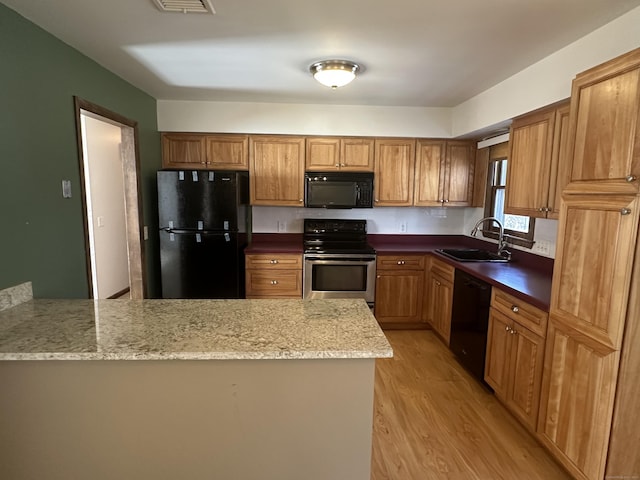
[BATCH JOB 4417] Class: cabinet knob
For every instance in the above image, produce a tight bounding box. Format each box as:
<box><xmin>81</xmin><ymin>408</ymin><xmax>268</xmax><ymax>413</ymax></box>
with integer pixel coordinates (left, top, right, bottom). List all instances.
<box><xmin>444</xmin><ymin>199</ymin><xmax>449</xmax><ymax>203</ymax></box>
<box><xmin>375</xmin><ymin>199</ymin><xmax>379</xmax><ymax>202</ymax></box>
<box><xmin>511</xmin><ymin>305</ymin><xmax>519</xmax><ymax>313</ymax></box>
<box><xmin>435</xmin><ymin>280</ymin><xmax>441</xmax><ymax>286</ymax></box>
<box><xmin>621</xmin><ymin>208</ymin><xmax>632</xmax><ymax>215</ymax></box>
<box><xmin>538</xmin><ymin>207</ymin><xmax>545</xmax><ymax>212</ymax></box>
<box><xmin>340</xmin><ymin>163</ymin><xmax>345</xmax><ymax>167</ymax></box>
<box><xmin>335</xmin><ymin>164</ymin><xmax>340</xmax><ymax>167</ymax></box>
<box><xmin>505</xmin><ymin>325</ymin><xmax>510</xmax><ymax>332</ymax></box>
<box><xmin>626</xmin><ymin>175</ymin><xmax>637</xmax><ymax>183</ymax></box>
<box><xmin>510</xmin><ymin>328</ymin><xmax>517</xmax><ymax>335</ymax></box>
<box><xmin>299</xmin><ymin>199</ymin><xmax>303</xmax><ymax>202</ymax></box>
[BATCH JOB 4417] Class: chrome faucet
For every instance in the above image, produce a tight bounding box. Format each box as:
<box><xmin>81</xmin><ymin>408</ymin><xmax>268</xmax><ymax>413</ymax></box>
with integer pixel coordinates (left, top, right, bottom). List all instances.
<box><xmin>470</xmin><ymin>217</ymin><xmax>511</xmax><ymax>260</ymax></box>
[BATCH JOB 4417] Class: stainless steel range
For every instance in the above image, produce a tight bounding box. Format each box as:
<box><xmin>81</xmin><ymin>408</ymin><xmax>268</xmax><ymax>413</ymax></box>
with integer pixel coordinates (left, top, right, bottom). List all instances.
<box><xmin>303</xmin><ymin>219</ymin><xmax>376</xmax><ymax>306</ymax></box>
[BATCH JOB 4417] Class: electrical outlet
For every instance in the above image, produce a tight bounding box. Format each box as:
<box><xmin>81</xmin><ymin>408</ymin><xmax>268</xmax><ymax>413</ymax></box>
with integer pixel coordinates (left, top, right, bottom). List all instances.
<box><xmin>399</xmin><ymin>222</ymin><xmax>407</xmax><ymax>233</ymax></box>
<box><xmin>533</xmin><ymin>240</ymin><xmax>551</xmax><ymax>256</ymax></box>
<box><xmin>277</xmin><ymin>221</ymin><xmax>286</xmax><ymax>233</ymax></box>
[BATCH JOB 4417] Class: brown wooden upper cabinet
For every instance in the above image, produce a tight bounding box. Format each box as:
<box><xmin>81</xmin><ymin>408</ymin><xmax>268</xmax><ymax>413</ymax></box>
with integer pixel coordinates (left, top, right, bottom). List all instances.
<box><xmin>505</xmin><ymin>101</ymin><xmax>570</xmax><ymax>219</ymax></box>
<box><xmin>249</xmin><ymin>135</ymin><xmax>305</xmax><ymax>206</ymax></box>
<box><xmin>564</xmin><ymin>50</ymin><xmax>640</xmax><ymax>195</ymax></box>
<box><xmin>373</xmin><ymin>138</ymin><xmax>416</xmax><ymax>206</ymax></box>
<box><xmin>414</xmin><ymin>140</ymin><xmax>475</xmax><ymax>206</ymax></box>
<box><xmin>306</xmin><ymin>137</ymin><xmax>374</xmax><ymax>171</ymax></box>
<box><xmin>162</xmin><ymin>133</ymin><xmax>249</xmax><ymax>170</ymax></box>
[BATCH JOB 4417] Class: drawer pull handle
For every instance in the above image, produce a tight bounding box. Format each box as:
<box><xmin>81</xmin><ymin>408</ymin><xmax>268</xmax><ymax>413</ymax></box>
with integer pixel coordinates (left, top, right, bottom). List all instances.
<box><xmin>270</xmin><ymin>280</ymin><xmax>278</xmax><ymax>285</ymax></box>
<box><xmin>270</xmin><ymin>259</ymin><xmax>279</xmax><ymax>264</ymax></box>
<box><xmin>511</xmin><ymin>305</ymin><xmax>519</xmax><ymax>313</ymax></box>
<box><xmin>397</xmin><ymin>260</ymin><xmax>405</xmax><ymax>265</ymax></box>
<box><xmin>621</xmin><ymin>208</ymin><xmax>632</xmax><ymax>216</ymax></box>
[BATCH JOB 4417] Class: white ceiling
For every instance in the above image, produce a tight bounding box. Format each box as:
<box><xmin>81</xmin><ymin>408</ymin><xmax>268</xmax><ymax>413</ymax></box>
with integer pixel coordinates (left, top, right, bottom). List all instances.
<box><xmin>4</xmin><ymin>0</ymin><xmax>640</xmax><ymax>107</ymax></box>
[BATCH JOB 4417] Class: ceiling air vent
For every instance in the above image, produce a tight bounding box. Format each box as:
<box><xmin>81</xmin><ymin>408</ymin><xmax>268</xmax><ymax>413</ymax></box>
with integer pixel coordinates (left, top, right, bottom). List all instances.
<box><xmin>152</xmin><ymin>0</ymin><xmax>215</xmax><ymax>14</ymax></box>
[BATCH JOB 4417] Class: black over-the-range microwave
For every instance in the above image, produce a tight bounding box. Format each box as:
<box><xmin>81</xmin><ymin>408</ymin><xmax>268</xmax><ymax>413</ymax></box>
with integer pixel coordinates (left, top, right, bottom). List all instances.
<box><xmin>304</xmin><ymin>172</ymin><xmax>374</xmax><ymax>208</ymax></box>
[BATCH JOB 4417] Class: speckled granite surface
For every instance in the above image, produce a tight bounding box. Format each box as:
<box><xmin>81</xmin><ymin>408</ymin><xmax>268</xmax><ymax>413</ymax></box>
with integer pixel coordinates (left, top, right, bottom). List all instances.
<box><xmin>0</xmin><ymin>282</ymin><xmax>33</xmax><ymax>312</ymax></box>
<box><xmin>0</xmin><ymin>298</ymin><xmax>392</xmax><ymax>361</ymax></box>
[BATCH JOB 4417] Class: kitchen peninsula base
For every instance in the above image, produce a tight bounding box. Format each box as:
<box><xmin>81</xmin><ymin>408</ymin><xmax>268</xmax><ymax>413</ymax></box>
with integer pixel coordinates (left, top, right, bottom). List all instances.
<box><xmin>1</xmin><ymin>358</ymin><xmax>374</xmax><ymax>480</ymax></box>
<box><xmin>0</xmin><ymin>297</ymin><xmax>391</xmax><ymax>480</ymax></box>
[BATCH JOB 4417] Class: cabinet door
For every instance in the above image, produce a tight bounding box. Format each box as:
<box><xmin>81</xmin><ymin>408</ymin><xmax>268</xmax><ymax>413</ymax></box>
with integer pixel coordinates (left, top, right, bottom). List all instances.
<box><xmin>550</xmin><ymin>195</ymin><xmax>639</xmax><ymax>350</ymax></box>
<box><xmin>306</xmin><ymin>137</ymin><xmax>340</xmax><ymax>171</ymax></box>
<box><xmin>205</xmin><ymin>134</ymin><xmax>248</xmax><ymax>170</ymax></box>
<box><xmin>374</xmin><ymin>139</ymin><xmax>416</xmax><ymax>206</ymax></box>
<box><xmin>375</xmin><ymin>270</ymin><xmax>424</xmax><ymax>325</ymax></box>
<box><xmin>414</xmin><ymin>140</ymin><xmax>445</xmax><ymax>206</ymax></box>
<box><xmin>472</xmin><ymin>147</ymin><xmax>490</xmax><ymax>207</ymax></box>
<box><xmin>505</xmin><ymin>321</ymin><xmax>545</xmax><ymax>431</ymax></box>
<box><xmin>537</xmin><ymin>317</ymin><xmax>620</xmax><ymax>480</ymax></box>
<box><xmin>250</xmin><ymin>136</ymin><xmax>305</xmax><ymax>206</ymax></box>
<box><xmin>341</xmin><ymin>137</ymin><xmax>374</xmax><ymax>171</ymax></box>
<box><xmin>505</xmin><ymin>109</ymin><xmax>555</xmax><ymax>217</ymax></box>
<box><xmin>566</xmin><ymin>49</ymin><xmax>640</xmax><ymax>194</ymax></box>
<box><xmin>428</xmin><ymin>272</ymin><xmax>453</xmax><ymax>345</ymax></box>
<box><xmin>547</xmin><ymin>104</ymin><xmax>571</xmax><ymax>219</ymax></box>
<box><xmin>444</xmin><ymin>141</ymin><xmax>474</xmax><ymax>206</ymax></box>
<box><xmin>162</xmin><ymin>133</ymin><xmax>206</xmax><ymax>169</ymax></box>
<box><xmin>484</xmin><ymin>309</ymin><xmax>512</xmax><ymax>399</ymax></box>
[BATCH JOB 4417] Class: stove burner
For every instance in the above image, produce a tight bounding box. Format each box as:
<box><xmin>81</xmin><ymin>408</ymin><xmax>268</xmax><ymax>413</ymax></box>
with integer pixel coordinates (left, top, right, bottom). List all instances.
<box><xmin>303</xmin><ymin>219</ymin><xmax>375</xmax><ymax>255</ymax></box>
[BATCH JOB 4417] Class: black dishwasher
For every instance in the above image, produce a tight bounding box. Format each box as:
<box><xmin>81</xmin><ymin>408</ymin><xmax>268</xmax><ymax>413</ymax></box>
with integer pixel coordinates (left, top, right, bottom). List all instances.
<box><xmin>449</xmin><ymin>270</ymin><xmax>492</xmax><ymax>385</ymax></box>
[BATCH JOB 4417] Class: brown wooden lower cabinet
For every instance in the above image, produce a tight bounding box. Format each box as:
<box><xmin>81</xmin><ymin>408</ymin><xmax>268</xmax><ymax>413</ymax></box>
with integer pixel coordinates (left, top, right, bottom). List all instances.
<box><xmin>374</xmin><ymin>255</ymin><xmax>426</xmax><ymax>329</ymax></box>
<box><xmin>245</xmin><ymin>253</ymin><xmax>302</xmax><ymax>298</ymax></box>
<box><xmin>485</xmin><ymin>308</ymin><xmax>546</xmax><ymax>432</ymax></box>
<box><xmin>424</xmin><ymin>257</ymin><xmax>454</xmax><ymax>345</ymax></box>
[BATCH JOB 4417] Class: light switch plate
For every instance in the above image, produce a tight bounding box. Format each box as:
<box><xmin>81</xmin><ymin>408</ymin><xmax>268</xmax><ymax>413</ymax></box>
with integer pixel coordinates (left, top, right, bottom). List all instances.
<box><xmin>61</xmin><ymin>180</ymin><xmax>72</xmax><ymax>198</ymax></box>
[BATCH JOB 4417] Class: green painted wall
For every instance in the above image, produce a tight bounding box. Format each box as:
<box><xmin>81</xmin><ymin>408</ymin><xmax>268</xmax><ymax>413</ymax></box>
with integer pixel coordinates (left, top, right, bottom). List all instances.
<box><xmin>0</xmin><ymin>4</ymin><xmax>161</xmax><ymax>298</ymax></box>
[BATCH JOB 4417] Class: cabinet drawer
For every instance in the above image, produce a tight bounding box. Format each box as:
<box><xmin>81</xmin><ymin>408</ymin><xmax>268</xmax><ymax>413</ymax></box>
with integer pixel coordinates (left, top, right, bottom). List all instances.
<box><xmin>491</xmin><ymin>289</ymin><xmax>548</xmax><ymax>337</ymax></box>
<box><xmin>245</xmin><ymin>254</ymin><xmax>302</xmax><ymax>270</ymax></box>
<box><xmin>429</xmin><ymin>257</ymin><xmax>455</xmax><ymax>283</ymax></box>
<box><xmin>377</xmin><ymin>255</ymin><xmax>426</xmax><ymax>270</ymax></box>
<box><xmin>245</xmin><ymin>270</ymin><xmax>302</xmax><ymax>297</ymax></box>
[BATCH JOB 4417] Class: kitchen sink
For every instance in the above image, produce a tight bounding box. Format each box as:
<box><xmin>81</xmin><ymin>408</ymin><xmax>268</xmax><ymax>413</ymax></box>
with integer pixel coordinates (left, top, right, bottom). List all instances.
<box><xmin>436</xmin><ymin>248</ymin><xmax>510</xmax><ymax>263</ymax></box>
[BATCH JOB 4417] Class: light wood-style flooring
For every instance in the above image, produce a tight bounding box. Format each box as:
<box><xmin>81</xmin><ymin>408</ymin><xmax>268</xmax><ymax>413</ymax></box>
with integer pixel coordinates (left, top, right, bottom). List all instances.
<box><xmin>371</xmin><ymin>330</ymin><xmax>571</xmax><ymax>480</ymax></box>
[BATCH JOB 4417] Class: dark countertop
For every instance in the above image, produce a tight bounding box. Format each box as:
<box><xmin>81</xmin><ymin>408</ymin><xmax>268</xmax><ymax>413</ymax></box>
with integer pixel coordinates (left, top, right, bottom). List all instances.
<box><xmin>245</xmin><ymin>233</ymin><xmax>303</xmax><ymax>254</ymax></box>
<box><xmin>245</xmin><ymin>233</ymin><xmax>554</xmax><ymax>311</ymax></box>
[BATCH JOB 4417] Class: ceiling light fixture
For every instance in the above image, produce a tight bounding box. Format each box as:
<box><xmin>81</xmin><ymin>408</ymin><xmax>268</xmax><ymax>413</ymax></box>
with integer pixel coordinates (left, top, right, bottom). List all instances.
<box><xmin>310</xmin><ymin>60</ymin><xmax>361</xmax><ymax>89</ymax></box>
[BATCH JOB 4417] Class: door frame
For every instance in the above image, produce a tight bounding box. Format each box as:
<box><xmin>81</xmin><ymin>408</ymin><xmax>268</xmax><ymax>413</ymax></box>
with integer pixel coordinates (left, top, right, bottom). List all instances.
<box><xmin>74</xmin><ymin>97</ymin><xmax>147</xmax><ymax>299</ymax></box>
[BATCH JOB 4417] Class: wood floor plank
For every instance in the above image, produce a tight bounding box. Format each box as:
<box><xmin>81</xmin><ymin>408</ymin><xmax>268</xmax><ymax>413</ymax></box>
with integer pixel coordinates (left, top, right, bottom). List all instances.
<box><xmin>371</xmin><ymin>330</ymin><xmax>571</xmax><ymax>480</ymax></box>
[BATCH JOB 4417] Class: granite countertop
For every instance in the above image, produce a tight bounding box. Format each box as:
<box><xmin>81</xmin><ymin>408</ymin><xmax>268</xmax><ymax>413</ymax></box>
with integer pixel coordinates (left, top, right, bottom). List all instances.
<box><xmin>0</xmin><ymin>298</ymin><xmax>392</xmax><ymax>361</ymax></box>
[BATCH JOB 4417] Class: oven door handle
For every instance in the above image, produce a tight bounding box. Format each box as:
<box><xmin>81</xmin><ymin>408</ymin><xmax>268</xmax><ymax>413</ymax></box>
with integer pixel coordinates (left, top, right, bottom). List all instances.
<box><xmin>305</xmin><ymin>257</ymin><xmax>376</xmax><ymax>264</ymax></box>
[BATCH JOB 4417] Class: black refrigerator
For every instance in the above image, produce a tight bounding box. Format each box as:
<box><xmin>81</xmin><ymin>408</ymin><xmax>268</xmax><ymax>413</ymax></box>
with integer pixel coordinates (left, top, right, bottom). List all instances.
<box><xmin>157</xmin><ymin>170</ymin><xmax>250</xmax><ymax>299</ymax></box>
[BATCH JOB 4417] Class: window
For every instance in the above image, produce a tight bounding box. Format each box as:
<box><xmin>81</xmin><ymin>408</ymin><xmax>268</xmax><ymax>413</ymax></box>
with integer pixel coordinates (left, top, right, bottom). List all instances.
<box><xmin>483</xmin><ymin>156</ymin><xmax>535</xmax><ymax>247</ymax></box>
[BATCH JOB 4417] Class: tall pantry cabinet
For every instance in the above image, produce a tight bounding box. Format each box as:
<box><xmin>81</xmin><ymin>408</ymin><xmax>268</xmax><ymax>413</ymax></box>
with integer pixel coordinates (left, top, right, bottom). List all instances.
<box><xmin>536</xmin><ymin>47</ymin><xmax>640</xmax><ymax>480</ymax></box>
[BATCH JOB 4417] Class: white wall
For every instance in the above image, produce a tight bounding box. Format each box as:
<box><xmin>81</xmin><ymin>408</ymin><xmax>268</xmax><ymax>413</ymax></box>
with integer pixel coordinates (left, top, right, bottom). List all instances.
<box><xmin>252</xmin><ymin>206</ymin><xmax>466</xmax><ymax>235</ymax></box>
<box><xmin>157</xmin><ymin>101</ymin><xmax>452</xmax><ymax>138</ymax></box>
<box><xmin>452</xmin><ymin>6</ymin><xmax>640</xmax><ymax>137</ymax></box>
<box><xmin>82</xmin><ymin>115</ymin><xmax>129</xmax><ymax>298</ymax></box>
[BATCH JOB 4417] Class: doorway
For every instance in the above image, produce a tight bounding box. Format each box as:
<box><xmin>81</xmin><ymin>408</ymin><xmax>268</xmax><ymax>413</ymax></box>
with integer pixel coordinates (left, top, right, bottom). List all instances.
<box><xmin>74</xmin><ymin>97</ymin><xmax>146</xmax><ymax>299</ymax></box>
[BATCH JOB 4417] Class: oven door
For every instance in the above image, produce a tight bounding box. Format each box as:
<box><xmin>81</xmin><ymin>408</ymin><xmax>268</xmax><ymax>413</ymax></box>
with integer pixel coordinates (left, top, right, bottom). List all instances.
<box><xmin>303</xmin><ymin>254</ymin><xmax>376</xmax><ymax>303</ymax></box>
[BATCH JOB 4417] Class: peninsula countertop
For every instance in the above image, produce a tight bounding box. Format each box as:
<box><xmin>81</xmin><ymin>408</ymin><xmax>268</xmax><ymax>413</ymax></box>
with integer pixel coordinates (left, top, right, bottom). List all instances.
<box><xmin>0</xmin><ymin>298</ymin><xmax>393</xmax><ymax>361</ymax></box>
